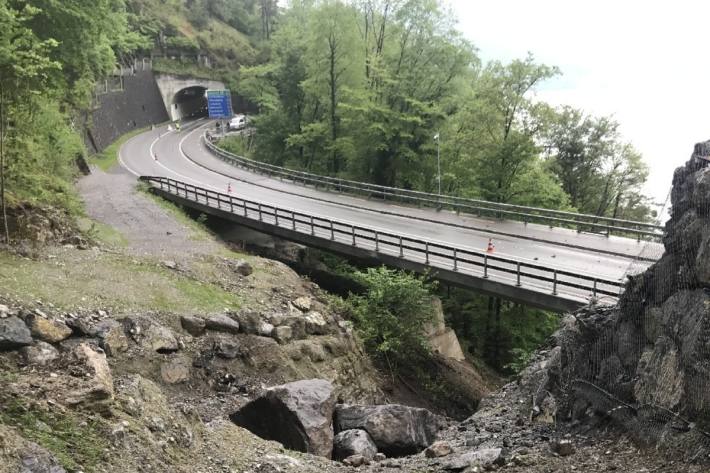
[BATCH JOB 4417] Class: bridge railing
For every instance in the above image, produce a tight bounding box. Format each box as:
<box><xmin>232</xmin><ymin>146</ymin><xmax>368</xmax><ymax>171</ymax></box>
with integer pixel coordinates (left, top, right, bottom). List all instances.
<box><xmin>203</xmin><ymin>136</ymin><xmax>664</xmax><ymax>241</ymax></box>
<box><xmin>141</xmin><ymin>175</ymin><xmax>625</xmax><ymax>305</ymax></box>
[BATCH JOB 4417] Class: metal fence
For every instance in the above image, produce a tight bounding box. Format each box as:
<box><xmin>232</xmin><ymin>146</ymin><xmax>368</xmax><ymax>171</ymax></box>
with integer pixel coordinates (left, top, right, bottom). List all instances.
<box><xmin>204</xmin><ymin>136</ymin><xmax>664</xmax><ymax>241</ymax></box>
<box><xmin>141</xmin><ymin>176</ymin><xmax>624</xmax><ymax>305</ymax></box>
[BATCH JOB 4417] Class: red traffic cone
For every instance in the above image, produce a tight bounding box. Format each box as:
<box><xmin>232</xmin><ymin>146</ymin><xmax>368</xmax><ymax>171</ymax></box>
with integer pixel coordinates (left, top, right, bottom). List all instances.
<box><xmin>227</xmin><ymin>182</ymin><xmax>232</xmax><ymax>193</ymax></box>
<box><xmin>486</xmin><ymin>238</ymin><xmax>495</xmax><ymax>253</ymax></box>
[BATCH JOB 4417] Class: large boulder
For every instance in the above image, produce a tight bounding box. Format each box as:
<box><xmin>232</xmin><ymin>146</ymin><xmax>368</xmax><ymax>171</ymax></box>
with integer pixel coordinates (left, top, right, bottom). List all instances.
<box><xmin>205</xmin><ymin>314</ymin><xmax>240</xmax><ymax>334</ymax></box>
<box><xmin>441</xmin><ymin>448</ymin><xmax>503</xmax><ymax>471</ymax></box>
<box><xmin>19</xmin><ymin>341</ymin><xmax>59</xmax><ymax>366</ymax></box>
<box><xmin>0</xmin><ymin>316</ymin><xmax>33</xmax><ymax>350</ymax></box>
<box><xmin>334</xmin><ymin>404</ymin><xmax>443</xmax><ymax>456</ymax></box>
<box><xmin>333</xmin><ymin>429</ymin><xmax>377</xmax><ymax>461</ymax></box>
<box><xmin>25</xmin><ymin>314</ymin><xmax>72</xmax><ymax>344</ymax></box>
<box><xmin>230</xmin><ymin>379</ymin><xmax>337</xmax><ymax>458</ymax></box>
<box><xmin>94</xmin><ymin>320</ymin><xmax>128</xmax><ymax>356</ymax></box>
<box><xmin>63</xmin><ymin>343</ymin><xmax>114</xmax><ymax>412</ymax></box>
<box><xmin>122</xmin><ymin>316</ymin><xmax>178</xmax><ymax>353</ymax></box>
<box><xmin>180</xmin><ymin>315</ymin><xmax>206</xmax><ymax>337</ymax></box>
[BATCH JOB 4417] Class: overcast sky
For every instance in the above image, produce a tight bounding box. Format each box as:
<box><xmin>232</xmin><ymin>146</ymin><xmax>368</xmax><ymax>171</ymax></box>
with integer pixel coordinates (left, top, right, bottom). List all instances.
<box><xmin>448</xmin><ymin>0</ymin><xmax>709</xmax><ymax>207</ymax></box>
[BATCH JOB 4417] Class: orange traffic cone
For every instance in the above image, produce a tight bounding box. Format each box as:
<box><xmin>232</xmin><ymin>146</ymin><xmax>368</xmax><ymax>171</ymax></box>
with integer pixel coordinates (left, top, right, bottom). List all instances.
<box><xmin>227</xmin><ymin>182</ymin><xmax>232</xmax><ymax>193</ymax></box>
<box><xmin>486</xmin><ymin>238</ymin><xmax>495</xmax><ymax>253</ymax></box>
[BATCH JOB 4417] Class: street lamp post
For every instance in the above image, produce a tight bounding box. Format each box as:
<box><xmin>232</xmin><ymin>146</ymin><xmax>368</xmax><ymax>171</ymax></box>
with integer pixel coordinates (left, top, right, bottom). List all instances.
<box><xmin>434</xmin><ymin>131</ymin><xmax>441</xmax><ymax>196</ymax></box>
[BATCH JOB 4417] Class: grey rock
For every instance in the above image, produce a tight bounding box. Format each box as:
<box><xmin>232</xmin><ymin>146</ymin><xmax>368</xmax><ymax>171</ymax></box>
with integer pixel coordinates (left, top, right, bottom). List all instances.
<box><xmin>19</xmin><ymin>443</ymin><xmax>67</xmax><ymax>473</ymax></box>
<box><xmin>343</xmin><ymin>454</ymin><xmax>368</xmax><ymax>467</ymax></box>
<box><xmin>63</xmin><ymin>343</ymin><xmax>114</xmax><ymax>412</ymax></box>
<box><xmin>280</xmin><ymin>316</ymin><xmax>306</xmax><ymax>340</ymax></box>
<box><xmin>180</xmin><ymin>315</ymin><xmax>206</xmax><ymax>337</ymax></box>
<box><xmin>441</xmin><ymin>448</ymin><xmax>502</xmax><ymax>471</ymax></box>
<box><xmin>550</xmin><ymin>438</ymin><xmax>575</xmax><ymax>456</ymax></box>
<box><xmin>234</xmin><ymin>311</ymin><xmax>263</xmax><ymax>334</ymax></box>
<box><xmin>304</xmin><ymin>312</ymin><xmax>328</xmax><ymax>335</ymax></box>
<box><xmin>333</xmin><ymin>429</ymin><xmax>377</xmax><ymax>461</ymax></box>
<box><xmin>205</xmin><ymin>314</ymin><xmax>240</xmax><ymax>334</ymax></box>
<box><xmin>144</xmin><ymin>323</ymin><xmax>179</xmax><ymax>353</ymax></box>
<box><xmin>95</xmin><ymin>320</ymin><xmax>128</xmax><ymax>356</ymax></box>
<box><xmin>0</xmin><ymin>316</ymin><xmax>33</xmax><ymax>350</ymax></box>
<box><xmin>214</xmin><ymin>337</ymin><xmax>240</xmax><ymax>359</ymax></box>
<box><xmin>292</xmin><ymin>296</ymin><xmax>312</xmax><ymax>312</ymax></box>
<box><xmin>0</xmin><ymin>304</ymin><xmax>9</xmax><ymax>318</ymax></box>
<box><xmin>160</xmin><ymin>356</ymin><xmax>191</xmax><ymax>384</ymax></box>
<box><xmin>231</xmin><ymin>379</ymin><xmax>337</xmax><ymax>458</ymax></box>
<box><xmin>25</xmin><ymin>314</ymin><xmax>72</xmax><ymax>344</ymax></box>
<box><xmin>257</xmin><ymin>322</ymin><xmax>275</xmax><ymax>337</ymax></box>
<box><xmin>425</xmin><ymin>440</ymin><xmax>453</xmax><ymax>458</ymax></box>
<box><xmin>19</xmin><ymin>341</ymin><xmax>59</xmax><ymax>366</ymax></box>
<box><xmin>234</xmin><ymin>259</ymin><xmax>253</xmax><ymax>277</ymax></box>
<box><xmin>272</xmin><ymin>325</ymin><xmax>293</xmax><ymax>344</ymax></box>
<box><xmin>335</xmin><ymin>404</ymin><xmax>443</xmax><ymax>456</ymax></box>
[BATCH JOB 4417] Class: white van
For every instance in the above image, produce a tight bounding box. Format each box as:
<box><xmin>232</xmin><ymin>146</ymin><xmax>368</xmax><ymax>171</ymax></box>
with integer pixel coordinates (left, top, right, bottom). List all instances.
<box><xmin>228</xmin><ymin>114</ymin><xmax>247</xmax><ymax>131</ymax></box>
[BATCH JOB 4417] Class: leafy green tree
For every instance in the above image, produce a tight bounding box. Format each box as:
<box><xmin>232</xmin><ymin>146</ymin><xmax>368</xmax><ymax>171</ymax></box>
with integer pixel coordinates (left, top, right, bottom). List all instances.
<box><xmin>0</xmin><ymin>2</ymin><xmax>61</xmax><ymax>242</ymax></box>
<box><xmin>347</xmin><ymin>267</ymin><xmax>436</xmax><ymax>375</ymax></box>
<box><xmin>544</xmin><ymin>106</ymin><xmax>653</xmax><ymax>220</ymax></box>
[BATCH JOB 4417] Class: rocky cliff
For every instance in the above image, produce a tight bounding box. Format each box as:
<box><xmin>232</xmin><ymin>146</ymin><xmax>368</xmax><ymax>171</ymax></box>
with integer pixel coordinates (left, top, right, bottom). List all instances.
<box><xmin>538</xmin><ymin>141</ymin><xmax>710</xmax><ymax>462</ymax></box>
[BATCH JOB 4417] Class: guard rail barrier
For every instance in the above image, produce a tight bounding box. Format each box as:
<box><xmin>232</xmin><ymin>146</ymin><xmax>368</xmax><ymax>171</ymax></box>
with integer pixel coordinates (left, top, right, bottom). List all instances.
<box><xmin>204</xmin><ymin>135</ymin><xmax>664</xmax><ymax>241</ymax></box>
<box><xmin>141</xmin><ymin>175</ymin><xmax>625</xmax><ymax>305</ymax></box>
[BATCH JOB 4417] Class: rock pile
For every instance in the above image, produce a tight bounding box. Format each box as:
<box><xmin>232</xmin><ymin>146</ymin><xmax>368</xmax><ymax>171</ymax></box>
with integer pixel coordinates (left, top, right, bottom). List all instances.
<box><xmin>231</xmin><ymin>379</ymin><xmax>445</xmax><ymax>464</ymax></box>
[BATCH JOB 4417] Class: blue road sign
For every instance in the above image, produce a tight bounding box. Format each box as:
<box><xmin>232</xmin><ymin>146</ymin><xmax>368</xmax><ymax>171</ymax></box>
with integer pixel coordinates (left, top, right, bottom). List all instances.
<box><xmin>207</xmin><ymin>90</ymin><xmax>233</xmax><ymax>119</ymax></box>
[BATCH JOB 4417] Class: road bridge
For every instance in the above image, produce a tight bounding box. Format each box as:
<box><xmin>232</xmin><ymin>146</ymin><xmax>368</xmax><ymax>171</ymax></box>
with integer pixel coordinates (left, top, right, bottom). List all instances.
<box><xmin>119</xmin><ymin>120</ymin><xmax>665</xmax><ymax>312</ymax></box>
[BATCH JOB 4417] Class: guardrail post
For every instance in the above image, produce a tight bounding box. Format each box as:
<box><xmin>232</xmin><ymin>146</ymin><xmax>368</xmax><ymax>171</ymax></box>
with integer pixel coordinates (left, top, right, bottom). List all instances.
<box><xmin>593</xmin><ymin>279</ymin><xmax>598</xmax><ymax>297</ymax></box>
<box><xmin>292</xmin><ymin>212</ymin><xmax>296</xmax><ymax>230</ymax></box>
<box><xmin>330</xmin><ymin>221</ymin><xmax>334</xmax><ymax>240</ymax></box>
<box><xmin>375</xmin><ymin>232</ymin><xmax>379</xmax><ymax>251</ymax></box>
<box><xmin>483</xmin><ymin>254</ymin><xmax>489</xmax><ymax>279</ymax></box>
<box><xmin>606</xmin><ymin>224</ymin><xmax>611</xmax><ymax>237</ymax></box>
<box><xmin>425</xmin><ymin>242</ymin><xmax>429</xmax><ymax>264</ymax></box>
<box><xmin>399</xmin><ymin>237</ymin><xmax>403</xmax><ymax>257</ymax></box>
<box><xmin>453</xmin><ymin>249</ymin><xmax>458</xmax><ymax>271</ymax></box>
<box><xmin>351</xmin><ymin>226</ymin><xmax>356</xmax><ymax>246</ymax></box>
<box><xmin>258</xmin><ymin>204</ymin><xmax>263</xmax><ymax>222</ymax></box>
<box><xmin>275</xmin><ymin>210</ymin><xmax>279</xmax><ymax>226</ymax></box>
<box><xmin>310</xmin><ymin>216</ymin><xmax>315</xmax><ymax>235</ymax></box>
<box><xmin>552</xmin><ymin>270</ymin><xmax>558</xmax><ymax>295</ymax></box>
<box><xmin>516</xmin><ymin>262</ymin><xmax>521</xmax><ymax>286</ymax></box>
<box><xmin>637</xmin><ymin>228</ymin><xmax>641</xmax><ymax>242</ymax></box>
<box><xmin>243</xmin><ymin>202</ymin><xmax>247</xmax><ymax>217</ymax></box>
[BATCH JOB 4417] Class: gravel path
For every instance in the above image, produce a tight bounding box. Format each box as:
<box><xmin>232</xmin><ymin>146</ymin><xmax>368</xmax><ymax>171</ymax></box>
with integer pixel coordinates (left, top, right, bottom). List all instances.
<box><xmin>77</xmin><ymin>165</ymin><xmax>222</xmax><ymax>259</ymax></box>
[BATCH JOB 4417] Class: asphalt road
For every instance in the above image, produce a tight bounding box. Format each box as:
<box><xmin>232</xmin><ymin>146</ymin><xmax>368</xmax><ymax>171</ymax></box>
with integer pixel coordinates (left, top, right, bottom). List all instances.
<box><xmin>119</xmin><ymin>120</ymin><xmax>664</xmax><ymax>304</ymax></box>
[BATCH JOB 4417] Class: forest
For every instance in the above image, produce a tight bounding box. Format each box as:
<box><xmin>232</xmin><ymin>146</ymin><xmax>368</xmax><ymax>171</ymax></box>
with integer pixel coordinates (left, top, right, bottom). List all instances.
<box><xmin>235</xmin><ymin>0</ymin><xmax>655</xmax><ymax>222</ymax></box>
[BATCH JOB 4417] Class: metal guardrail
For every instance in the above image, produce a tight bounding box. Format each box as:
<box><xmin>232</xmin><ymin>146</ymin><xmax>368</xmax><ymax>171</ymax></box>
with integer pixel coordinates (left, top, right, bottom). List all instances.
<box><xmin>140</xmin><ymin>175</ymin><xmax>625</xmax><ymax>305</ymax></box>
<box><xmin>204</xmin><ymin>136</ymin><xmax>664</xmax><ymax>241</ymax></box>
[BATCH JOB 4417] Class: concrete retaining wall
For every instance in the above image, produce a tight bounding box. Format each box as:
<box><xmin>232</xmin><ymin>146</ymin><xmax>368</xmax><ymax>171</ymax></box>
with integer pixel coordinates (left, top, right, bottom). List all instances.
<box><xmin>85</xmin><ymin>70</ymin><xmax>169</xmax><ymax>154</ymax></box>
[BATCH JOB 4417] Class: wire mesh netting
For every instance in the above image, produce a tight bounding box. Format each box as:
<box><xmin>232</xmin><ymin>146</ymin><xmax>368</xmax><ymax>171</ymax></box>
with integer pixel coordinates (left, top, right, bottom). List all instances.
<box><xmin>542</xmin><ymin>141</ymin><xmax>710</xmax><ymax>463</ymax></box>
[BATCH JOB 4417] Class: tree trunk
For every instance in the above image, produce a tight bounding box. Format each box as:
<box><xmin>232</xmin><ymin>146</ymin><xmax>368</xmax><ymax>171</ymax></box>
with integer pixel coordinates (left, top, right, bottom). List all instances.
<box><xmin>328</xmin><ymin>33</ymin><xmax>339</xmax><ymax>174</ymax></box>
<box><xmin>0</xmin><ymin>84</ymin><xmax>8</xmax><ymax>243</ymax></box>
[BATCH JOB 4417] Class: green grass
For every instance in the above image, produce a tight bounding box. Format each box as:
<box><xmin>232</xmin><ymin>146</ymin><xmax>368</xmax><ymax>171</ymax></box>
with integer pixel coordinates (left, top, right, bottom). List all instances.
<box><xmin>76</xmin><ymin>217</ymin><xmax>128</xmax><ymax>247</ymax></box>
<box><xmin>141</xmin><ymin>187</ymin><xmax>212</xmax><ymax>241</ymax></box>
<box><xmin>0</xmin><ymin>397</ymin><xmax>108</xmax><ymax>471</ymax></box>
<box><xmin>0</xmin><ymin>251</ymin><xmax>241</xmax><ymax>314</ymax></box>
<box><xmin>89</xmin><ymin>126</ymin><xmax>154</xmax><ymax>172</ymax></box>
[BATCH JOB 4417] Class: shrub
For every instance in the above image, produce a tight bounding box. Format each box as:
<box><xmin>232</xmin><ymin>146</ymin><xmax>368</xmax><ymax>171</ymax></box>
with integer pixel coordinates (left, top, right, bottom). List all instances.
<box><xmin>347</xmin><ymin>267</ymin><xmax>436</xmax><ymax>375</ymax></box>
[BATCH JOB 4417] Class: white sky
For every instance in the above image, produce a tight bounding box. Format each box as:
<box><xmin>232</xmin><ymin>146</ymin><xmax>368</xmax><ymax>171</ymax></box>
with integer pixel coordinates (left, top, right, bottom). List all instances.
<box><xmin>448</xmin><ymin>0</ymin><xmax>710</xmax><ymax>206</ymax></box>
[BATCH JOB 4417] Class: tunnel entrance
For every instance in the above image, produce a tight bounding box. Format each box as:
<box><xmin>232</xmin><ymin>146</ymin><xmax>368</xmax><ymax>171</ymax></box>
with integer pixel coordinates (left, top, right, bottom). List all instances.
<box><xmin>172</xmin><ymin>86</ymin><xmax>208</xmax><ymax>120</ymax></box>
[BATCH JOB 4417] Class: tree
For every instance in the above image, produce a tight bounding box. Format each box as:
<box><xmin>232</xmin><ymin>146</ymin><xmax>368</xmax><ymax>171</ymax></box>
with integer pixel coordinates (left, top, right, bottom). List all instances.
<box><xmin>544</xmin><ymin>106</ymin><xmax>653</xmax><ymax>220</ymax></box>
<box><xmin>347</xmin><ymin>267</ymin><xmax>436</xmax><ymax>375</ymax></box>
<box><xmin>0</xmin><ymin>3</ymin><xmax>60</xmax><ymax>242</ymax></box>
